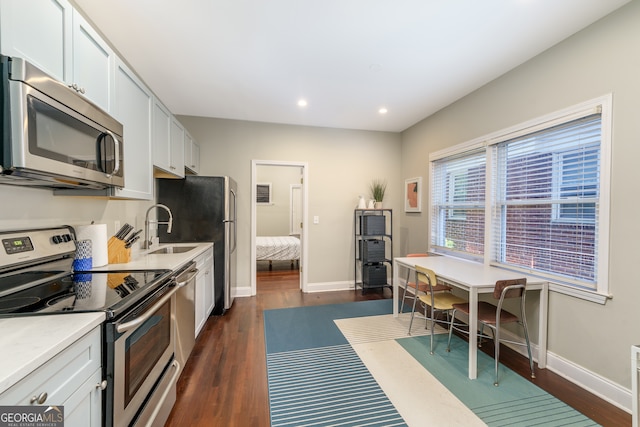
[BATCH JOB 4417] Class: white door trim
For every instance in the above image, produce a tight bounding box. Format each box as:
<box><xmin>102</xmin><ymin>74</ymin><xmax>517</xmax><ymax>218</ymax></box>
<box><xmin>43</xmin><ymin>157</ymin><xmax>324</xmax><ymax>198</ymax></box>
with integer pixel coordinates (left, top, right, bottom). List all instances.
<box><xmin>251</xmin><ymin>160</ymin><xmax>309</xmax><ymax>295</ymax></box>
<box><xmin>290</xmin><ymin>184</ymin><xmax>302</xmax><ymax>235</ymax></box>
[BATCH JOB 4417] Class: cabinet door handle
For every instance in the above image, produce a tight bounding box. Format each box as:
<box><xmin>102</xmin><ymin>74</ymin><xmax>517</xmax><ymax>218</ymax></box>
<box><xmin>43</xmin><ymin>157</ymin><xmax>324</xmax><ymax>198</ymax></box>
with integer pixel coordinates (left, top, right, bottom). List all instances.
<box><xmin>30</xmin><ymin>392</ymin><xmax>47</xmax><ymax>404</ymax></box>
<box><xmin>97</xmin><ymin>380</ymin><xmax>108</xmax><ymax>390</ymax></box>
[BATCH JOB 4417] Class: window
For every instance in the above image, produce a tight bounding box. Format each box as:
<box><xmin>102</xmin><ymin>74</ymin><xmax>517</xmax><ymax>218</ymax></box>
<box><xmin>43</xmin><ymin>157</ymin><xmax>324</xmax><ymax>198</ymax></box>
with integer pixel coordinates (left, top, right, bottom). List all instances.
<box><xmin>431</xmin><ymin>149</ymin><xmax>486</xmax><ymax>258</ymax></box>
<box><xmin>429</xmin><ymin>95</ymin><xmax>611</xmax><ymax>301</ymax></box>
<box><xmin>491</xmin><ymin>115</ymin><xmax>602</xmax><ymax>287</ymax></box>
<box><xmin>449</xmin><ymin>171</ymin><xmax>469</xmax><ymax>220</ymax></box>
<box><xmin>256</xmin><ymin>183</ymin><xmax>272</xmax><ymax>204</ymax></box>
<box><xmin>553</xmin><ymin>146</ymin><xmax>599</xmax><ymax>223</ymax></box>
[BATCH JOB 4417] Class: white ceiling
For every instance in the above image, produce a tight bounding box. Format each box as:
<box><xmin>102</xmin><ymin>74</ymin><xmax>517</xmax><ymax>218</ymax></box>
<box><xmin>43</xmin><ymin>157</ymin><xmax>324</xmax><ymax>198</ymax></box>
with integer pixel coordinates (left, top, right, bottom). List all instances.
<box><xmin>73</xmin><ymin>0</ymin><xmax>630</xmax><ymax>132</ymax></box>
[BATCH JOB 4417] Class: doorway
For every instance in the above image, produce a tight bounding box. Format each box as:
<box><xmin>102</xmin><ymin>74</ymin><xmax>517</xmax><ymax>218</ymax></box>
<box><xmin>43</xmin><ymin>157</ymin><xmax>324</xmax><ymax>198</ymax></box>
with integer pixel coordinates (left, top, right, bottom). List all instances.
<box><xmin>250</xmin><ymin>160</ymin><xmax>308</xmax><ymax>295</ymax></box>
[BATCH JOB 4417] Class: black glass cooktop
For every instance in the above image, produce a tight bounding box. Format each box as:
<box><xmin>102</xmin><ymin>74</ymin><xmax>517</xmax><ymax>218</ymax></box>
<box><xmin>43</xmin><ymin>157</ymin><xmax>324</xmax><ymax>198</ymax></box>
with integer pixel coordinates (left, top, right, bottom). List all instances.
<box><xmin>0</xmin><ymin>269</ymin><xmax>172</xmax><ymax>319</ymax></box>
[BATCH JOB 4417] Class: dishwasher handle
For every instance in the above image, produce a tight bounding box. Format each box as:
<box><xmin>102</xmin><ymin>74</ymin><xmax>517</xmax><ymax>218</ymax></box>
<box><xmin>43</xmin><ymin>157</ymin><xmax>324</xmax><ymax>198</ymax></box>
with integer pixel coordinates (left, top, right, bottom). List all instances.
<box><xmin>174</xmin><ymin>263</ymin><xmax>198</xmax><ymax>286</ymax></box>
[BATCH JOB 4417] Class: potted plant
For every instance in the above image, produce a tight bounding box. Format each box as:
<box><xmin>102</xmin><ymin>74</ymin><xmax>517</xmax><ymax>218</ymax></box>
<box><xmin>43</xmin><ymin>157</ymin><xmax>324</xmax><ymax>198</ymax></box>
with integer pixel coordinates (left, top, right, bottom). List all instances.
<box><xmin>370</xmin><ymin>179</ymin><xmax>387</xmax><ymax>209</ymax></box>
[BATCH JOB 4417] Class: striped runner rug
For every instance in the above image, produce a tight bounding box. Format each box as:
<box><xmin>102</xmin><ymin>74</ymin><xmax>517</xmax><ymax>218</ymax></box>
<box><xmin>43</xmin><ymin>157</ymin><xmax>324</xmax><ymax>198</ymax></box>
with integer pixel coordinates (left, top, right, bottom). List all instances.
<box><xmin>268</xmin><ymin>344</ymin><xmax>406</xmax><ymax>426</ymax></box>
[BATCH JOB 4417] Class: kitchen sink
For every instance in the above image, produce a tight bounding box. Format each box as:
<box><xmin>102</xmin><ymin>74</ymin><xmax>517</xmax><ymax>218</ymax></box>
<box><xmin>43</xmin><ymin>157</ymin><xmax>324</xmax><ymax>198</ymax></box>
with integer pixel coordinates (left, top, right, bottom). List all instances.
<box><xmin>149</xmin><ymin>246</ymin><xmax>197</xmax><ymax>255</ymax></box>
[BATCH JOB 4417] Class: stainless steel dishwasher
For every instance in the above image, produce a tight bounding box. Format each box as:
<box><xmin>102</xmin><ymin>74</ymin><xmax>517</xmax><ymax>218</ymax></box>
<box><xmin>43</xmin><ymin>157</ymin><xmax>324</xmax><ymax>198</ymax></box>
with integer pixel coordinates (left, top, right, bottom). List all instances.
<box><xmin>174</xmin><ymin>261</ymin><xmax>198</xmax><ymax>375</ymax></box>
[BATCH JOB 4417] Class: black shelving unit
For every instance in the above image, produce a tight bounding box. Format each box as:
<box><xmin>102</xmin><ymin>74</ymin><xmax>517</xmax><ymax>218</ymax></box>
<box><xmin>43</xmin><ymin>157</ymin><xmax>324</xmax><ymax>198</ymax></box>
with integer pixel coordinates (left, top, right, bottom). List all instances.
<box><xmin>354</xmin><ymin>209</ymin><xmax>393</xmax><ymax>293</ymax></box>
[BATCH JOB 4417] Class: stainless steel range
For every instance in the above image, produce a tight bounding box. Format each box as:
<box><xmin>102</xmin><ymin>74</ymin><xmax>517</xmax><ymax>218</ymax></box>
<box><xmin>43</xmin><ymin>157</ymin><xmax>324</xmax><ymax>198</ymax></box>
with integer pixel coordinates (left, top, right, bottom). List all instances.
<box><xmin>0</xmin><ymin>226</ymin><xmax>196</xmax><ymax>427</ymax></box>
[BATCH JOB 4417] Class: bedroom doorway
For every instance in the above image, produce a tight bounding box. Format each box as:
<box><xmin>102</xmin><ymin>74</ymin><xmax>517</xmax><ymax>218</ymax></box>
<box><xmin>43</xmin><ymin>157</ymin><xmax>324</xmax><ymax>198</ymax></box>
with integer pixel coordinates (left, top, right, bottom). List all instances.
<box><xmin>251</xmin><ymin>160</ymin><xmax>308</xmax><ymax>295</ymax></box>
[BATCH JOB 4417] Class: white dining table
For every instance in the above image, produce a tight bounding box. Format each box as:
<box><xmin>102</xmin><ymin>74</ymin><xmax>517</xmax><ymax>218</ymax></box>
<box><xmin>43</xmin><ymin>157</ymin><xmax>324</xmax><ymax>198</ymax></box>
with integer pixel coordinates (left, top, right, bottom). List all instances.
<box><xmin>393</xmin><ymin>256</ymin><xmax>548</xmax><ymax>380</ymax></box>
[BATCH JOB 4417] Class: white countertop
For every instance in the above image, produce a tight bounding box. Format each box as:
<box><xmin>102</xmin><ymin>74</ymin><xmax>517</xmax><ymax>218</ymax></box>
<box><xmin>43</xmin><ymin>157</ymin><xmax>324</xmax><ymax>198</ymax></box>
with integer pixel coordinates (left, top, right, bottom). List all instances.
<box><xmin>95</xmin><ymin>242</ymin><xmax>213</xmax><ymax>271</ymax></box>
<box><xmin>0</xmin><ymin>242</ymin><xmax>213</xmax><ymax>395</ymax></box>
<box><xmin>0</xmin><ymin>312</ymin><xmax>105</xmax><ymax>394</ymax></box>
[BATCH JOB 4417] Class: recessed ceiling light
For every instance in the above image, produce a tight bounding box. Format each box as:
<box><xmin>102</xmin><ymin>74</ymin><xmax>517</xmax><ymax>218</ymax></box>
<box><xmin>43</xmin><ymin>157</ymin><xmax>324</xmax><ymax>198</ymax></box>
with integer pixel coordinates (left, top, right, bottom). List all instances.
<box><xmin>297</xmin><ymin>99</ymin><xmax>308</xmax><ymax>107</ymax></box>
<box><xmin>379</xmin><ymin>107</ymin><xmax>388</xmax><ymax>114</ymax></box>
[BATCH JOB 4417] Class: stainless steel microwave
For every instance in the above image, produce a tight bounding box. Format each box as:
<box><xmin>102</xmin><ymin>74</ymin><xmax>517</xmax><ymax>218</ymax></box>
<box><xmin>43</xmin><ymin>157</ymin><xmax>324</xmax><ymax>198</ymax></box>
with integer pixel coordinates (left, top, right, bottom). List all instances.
<box><xmin>0</xmin><ymin>55</ymin><xmax>124</xmax><ymax>189</ymax></box>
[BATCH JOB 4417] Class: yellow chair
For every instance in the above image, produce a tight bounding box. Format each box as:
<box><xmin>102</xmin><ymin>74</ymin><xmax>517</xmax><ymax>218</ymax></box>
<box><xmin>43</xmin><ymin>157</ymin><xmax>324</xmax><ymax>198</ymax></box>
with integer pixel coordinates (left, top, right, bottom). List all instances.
<box><xmin>409</xmin><ymin>265</ymin><xmax>466</xmax><ymax>354</ymax></box>
<box><xmin>446</xmin><ymin>277</ymin><xmax>535</xmax><ymax>386</ymax></box>
<box><xmin>400</xmin><ymin>253</ymin><xmax>451</xmax><ymax>313</ymax></box>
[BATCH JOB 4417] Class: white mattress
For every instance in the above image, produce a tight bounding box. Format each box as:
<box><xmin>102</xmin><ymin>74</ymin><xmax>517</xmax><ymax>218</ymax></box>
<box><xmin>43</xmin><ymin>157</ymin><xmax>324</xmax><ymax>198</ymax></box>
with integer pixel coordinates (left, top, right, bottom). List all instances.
<box><xmin>256</xmin><ymin>236</ymin><xmax>300</xmax><ymax>261</ymax></box>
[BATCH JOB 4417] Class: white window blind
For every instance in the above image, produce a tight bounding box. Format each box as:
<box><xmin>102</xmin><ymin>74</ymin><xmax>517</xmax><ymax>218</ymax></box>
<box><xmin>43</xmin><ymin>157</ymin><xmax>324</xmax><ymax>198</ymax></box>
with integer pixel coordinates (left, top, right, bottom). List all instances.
<box><xmin>490</xmin><ymin>114</ymin><xmax>601</xmax><ymax>287</ymax></box>
<box><xmin>256</xmin><ymin>183</ymin><xmax>272</xmax><ymax>204</ymax></box>
<box><xmin>431</xmin><ymin>149</ymin><xmax>486</xmax><ymax>258</ymax></box>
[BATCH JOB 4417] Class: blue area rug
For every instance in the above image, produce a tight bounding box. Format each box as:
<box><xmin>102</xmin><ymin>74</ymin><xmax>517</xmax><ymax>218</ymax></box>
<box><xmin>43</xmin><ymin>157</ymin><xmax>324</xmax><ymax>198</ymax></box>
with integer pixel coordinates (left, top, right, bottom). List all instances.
<box><xmin>264</xmin><ymin>299</ymin><xmax>393</xmax><ymax>353</ymax></box>
<box><xmin>264</xmin><ymin>300</ymin><xmax>406</xmax><ymax>427</ymax></box>
<box><xmin>264</xmin><ymin>300</ymin><xmax>600</xmax><ymax>427</ymax></box>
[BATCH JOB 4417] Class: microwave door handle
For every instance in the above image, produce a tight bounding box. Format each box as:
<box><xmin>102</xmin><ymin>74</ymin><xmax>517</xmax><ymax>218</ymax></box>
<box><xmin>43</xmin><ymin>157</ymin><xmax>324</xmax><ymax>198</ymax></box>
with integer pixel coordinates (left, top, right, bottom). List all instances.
<box><xmin>101</xmin><ymin>131</ymin><xmax>120</xmax><ymax>178</ymax></box>
<box><xmin>110</xmin><ymin>132</ymin><xmax>120</xmax><ymax>176</ymax></box>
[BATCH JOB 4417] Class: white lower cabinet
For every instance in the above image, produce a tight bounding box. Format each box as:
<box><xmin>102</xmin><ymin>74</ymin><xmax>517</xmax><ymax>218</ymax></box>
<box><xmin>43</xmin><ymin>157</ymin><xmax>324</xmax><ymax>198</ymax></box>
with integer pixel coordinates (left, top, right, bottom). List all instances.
<box><xmin>0</xmin><ymin>327</ymin><xmax>103</xmax><ymax>427</ymax></box>
<box><xmin>195</xmin><ymin>248</ymin><xmax>214</xmax><ymax>337</ymax></box>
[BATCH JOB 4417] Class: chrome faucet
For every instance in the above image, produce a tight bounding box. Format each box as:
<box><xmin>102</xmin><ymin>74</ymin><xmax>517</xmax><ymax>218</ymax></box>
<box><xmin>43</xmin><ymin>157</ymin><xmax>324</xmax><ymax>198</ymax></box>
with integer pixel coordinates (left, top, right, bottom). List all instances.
<box><xmin>143</xmin><ymin>204</ymin><xmax>173</xmax><ymax>249</ymax></box>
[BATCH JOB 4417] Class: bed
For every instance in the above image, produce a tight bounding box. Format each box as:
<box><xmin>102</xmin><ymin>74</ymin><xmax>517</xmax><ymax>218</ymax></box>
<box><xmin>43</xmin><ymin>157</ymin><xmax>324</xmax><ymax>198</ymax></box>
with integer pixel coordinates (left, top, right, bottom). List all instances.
<box><xmin>256</xmin><ymin>236</ymin><xmax>300</xmax><ymax>269</ymax></box>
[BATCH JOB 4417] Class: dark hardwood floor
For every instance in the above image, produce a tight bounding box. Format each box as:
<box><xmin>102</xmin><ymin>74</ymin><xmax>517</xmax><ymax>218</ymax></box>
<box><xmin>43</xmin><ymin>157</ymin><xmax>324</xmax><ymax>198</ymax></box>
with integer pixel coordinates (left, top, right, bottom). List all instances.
<box><xmin>165</xmin><ymin>268</ymin><xmax>630</xmax><ymax>426</ymax></box>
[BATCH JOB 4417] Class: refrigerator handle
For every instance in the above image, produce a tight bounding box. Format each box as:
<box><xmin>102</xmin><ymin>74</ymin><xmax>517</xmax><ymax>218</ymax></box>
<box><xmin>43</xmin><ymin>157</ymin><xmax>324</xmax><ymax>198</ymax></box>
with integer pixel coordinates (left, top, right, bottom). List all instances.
<box><xmin>228</xmin><ymin>188</ymin><xmax>237</xmax><ymax>253</ymax></box>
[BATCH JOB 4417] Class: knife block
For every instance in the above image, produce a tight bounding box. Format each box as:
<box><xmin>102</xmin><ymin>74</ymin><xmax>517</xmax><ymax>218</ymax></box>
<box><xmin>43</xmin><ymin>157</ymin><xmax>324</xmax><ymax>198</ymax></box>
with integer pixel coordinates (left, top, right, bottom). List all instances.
<box><xmin>107</xmin><ymin>237</ymin><xmax>131</xmax><ymax>264</ymax></box>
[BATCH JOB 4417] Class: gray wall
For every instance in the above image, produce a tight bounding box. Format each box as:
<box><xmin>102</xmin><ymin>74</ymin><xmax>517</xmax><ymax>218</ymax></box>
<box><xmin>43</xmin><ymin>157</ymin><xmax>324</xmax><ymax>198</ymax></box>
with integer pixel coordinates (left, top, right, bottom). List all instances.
<box><xmin>177</xmin><ymin>117</ymin><xmax>402</xmax><ymax>287</ymax></box>
<box><xmin>256</xmin><ymin>164</ymin><xmax>301</xmax><ymax>236</ymax></box>
<box><xmin>400</xmin><ymin>0</ymin><xmax>640</xmax><ymax>391</ymax></box>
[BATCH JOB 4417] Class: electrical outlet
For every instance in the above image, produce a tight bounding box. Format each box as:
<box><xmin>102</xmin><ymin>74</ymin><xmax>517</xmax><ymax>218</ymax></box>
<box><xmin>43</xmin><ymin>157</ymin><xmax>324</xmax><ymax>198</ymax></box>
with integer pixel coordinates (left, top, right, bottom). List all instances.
<box><xmin>313</xmin><ymin>216</ymin><xmax>320</xmax><ymax>224</ymax></box>
<box><xmin>114</xmin><ymin>220</ymin><xmax>121</xmax><ymax>233</ymax></box>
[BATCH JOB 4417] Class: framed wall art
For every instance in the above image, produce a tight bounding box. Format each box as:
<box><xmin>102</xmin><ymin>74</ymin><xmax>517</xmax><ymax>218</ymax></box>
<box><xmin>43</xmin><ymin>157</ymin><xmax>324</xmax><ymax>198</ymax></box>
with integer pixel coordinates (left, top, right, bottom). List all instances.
<box><xmin>404</xmin><ymin>177</ymin><xmax>422</xmax><ymax>212</ymax></box>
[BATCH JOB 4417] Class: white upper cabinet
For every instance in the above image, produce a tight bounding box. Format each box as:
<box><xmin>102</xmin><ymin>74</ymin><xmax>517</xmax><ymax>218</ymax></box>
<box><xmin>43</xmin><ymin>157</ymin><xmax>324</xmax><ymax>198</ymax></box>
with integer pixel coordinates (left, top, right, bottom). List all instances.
<box><xmin>169</xmin><ymin>117</ymin><xmax>186</xmax><ymax>178</ymax></box>
<box><xmin>2</xmin><ymin>0</ymin><xmax>191</xmax><ymax>194</ymax></box>
<box><xmin>0</xmin><ymin>0</ymin><xmax>72</xmax><ymax>82</ymax></box>
<box><xmin>111</xmin><ymin>58</ymin><xmax>153</xmax><ymax>200</ymax></box>
<box><xmin>152</xmin><ymin>98</ymin><xmax>172</xmax><ymax>173</ymax></box>
<box><xmin>184</xmin><ymin>131</ymin><xmax>200</xmax><ymax>175</ymax></box>
<box><xmin>70</xmin><ymin>10</ymin><xmax>114</xmax><ymax>112</ymax></box>
<box><xmin>153</xmin><ymin>103</ymin><xmax>185</xmax><ymax>178</ymax></box>
<box><xmin>0</xmin><ymin>0</ymin><xmax>114</xmax><ymax>112</ymax></box>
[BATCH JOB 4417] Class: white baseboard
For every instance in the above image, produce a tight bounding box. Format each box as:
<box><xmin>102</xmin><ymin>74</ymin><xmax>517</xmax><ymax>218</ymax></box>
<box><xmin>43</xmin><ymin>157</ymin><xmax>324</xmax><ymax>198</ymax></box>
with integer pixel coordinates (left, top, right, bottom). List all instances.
<box><xmin>544</xmin><ymin>349</ymin><xmax>631</xmax><ymax>414</ymax></box>
<box><xmin>499</xmin><ymin>329</ymin><xmax>632</xmax><ymax>414</ymax></box>
<box><xmin>306</xmin><ymin>281</ymin><xmax>353</xmax><ymax>293</ymax></box>
<box><xmin>234</xmin><ymin>285</ymin><xmax>252</xmax><ymax>297</ymax></box>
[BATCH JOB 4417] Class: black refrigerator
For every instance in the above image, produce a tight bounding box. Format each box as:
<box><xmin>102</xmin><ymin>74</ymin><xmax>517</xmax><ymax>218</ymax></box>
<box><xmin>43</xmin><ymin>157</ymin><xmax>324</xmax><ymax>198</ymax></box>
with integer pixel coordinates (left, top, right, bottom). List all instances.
<box><xmin>157</xmin><ymin>176</ymin><xmax>237</xmax><ymax>314</ymax></box>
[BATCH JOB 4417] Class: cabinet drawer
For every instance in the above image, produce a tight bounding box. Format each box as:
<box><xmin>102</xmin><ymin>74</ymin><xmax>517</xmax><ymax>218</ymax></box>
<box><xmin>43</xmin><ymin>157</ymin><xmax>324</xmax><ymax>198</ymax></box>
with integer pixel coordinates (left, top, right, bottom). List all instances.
<box><xmin>0</xmin><ymin>327</ymin><xmax>101</xmax><ymax>406</ymax></box>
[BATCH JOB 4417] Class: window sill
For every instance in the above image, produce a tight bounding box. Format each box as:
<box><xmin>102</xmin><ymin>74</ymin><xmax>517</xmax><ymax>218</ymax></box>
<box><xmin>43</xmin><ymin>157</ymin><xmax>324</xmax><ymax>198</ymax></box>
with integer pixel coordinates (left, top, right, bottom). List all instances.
<box><xmin>549</xmin><ymin>282</ymin><xmax>610</xmax><ymax>304</ymax></box>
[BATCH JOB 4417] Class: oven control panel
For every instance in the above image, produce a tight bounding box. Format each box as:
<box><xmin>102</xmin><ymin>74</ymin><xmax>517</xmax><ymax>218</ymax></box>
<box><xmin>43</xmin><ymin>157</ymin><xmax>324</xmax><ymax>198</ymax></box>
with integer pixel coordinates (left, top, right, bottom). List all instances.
<box><xmin>0</xmin><ymin>226</ymin><xmax>76</xmax><ymax>269</ymax></box>
<box><xmin>2</xmin><ymin>236</ymin><xmax>34</xmax><ymax>254</ymax></box>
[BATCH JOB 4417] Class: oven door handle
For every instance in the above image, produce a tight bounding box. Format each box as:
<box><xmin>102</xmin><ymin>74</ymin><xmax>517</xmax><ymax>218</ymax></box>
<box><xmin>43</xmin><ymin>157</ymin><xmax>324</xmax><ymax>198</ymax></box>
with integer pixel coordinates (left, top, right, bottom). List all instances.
<box><xmin>116</xmin><ymin>265</ymin><xmax>198</xmax><ymax>334</ymax></box>
<box><xmin>116</xmin><ymin>285</ymin><xmax>179</xmax><ymax>334</ymax></box>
